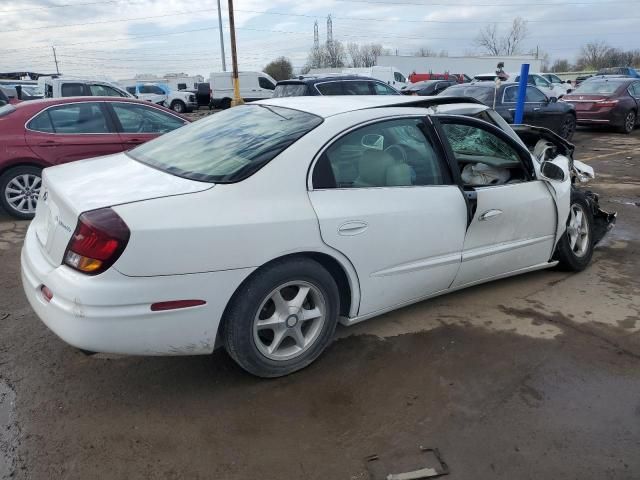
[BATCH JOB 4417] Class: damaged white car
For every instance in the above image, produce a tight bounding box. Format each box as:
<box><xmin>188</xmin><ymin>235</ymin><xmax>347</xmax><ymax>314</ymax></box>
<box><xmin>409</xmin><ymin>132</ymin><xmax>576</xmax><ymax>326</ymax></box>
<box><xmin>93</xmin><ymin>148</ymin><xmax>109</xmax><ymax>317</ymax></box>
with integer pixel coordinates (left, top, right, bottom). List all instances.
<box><xmin>21</xmin><ymin>96</ymin><xmax>615</xmax><ymax>377</ymax></box>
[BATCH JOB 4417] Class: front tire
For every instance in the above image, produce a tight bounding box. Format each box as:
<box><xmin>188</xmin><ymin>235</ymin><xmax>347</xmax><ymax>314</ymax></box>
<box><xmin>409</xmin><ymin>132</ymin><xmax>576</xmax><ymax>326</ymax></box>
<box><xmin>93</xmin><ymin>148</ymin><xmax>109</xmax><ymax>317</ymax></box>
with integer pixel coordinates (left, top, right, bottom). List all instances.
<box><xmin>222</xmin><ymin>258</ymin><xmax>340</xmax><ymax>378</ymax></box>
<box><xmin>554</xmin><ymin>191</ymin><xmax>594</xmax><ymax>271</ymax></box>
<box><xmin>619</xmin><ymin>110</ymin><xmax>636</xmax><ymax>134</ymax></box>
<box><xmin>0</xmin><ymin>166</ymin><xmax>42</xmax><ymax>220</ymax></box>
<box><xmin>170</xmin><ymin>100</ymin><xmax>186</xmax><ymax>113</ymax></box>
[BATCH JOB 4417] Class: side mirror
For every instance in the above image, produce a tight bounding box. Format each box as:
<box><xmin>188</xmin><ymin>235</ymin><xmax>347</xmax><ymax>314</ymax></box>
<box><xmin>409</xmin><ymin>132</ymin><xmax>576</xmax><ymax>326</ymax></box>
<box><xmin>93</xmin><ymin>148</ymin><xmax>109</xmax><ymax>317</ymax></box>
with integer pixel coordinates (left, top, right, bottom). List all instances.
<box><xmin>549</xmin><ymin>96</ymin><xmax>558</xmax><ymax>103</ymax></box>
<box><xmin>540</xmin><ymin>161</ymin><xmax>565</xmax><ymax>182</ymax></box>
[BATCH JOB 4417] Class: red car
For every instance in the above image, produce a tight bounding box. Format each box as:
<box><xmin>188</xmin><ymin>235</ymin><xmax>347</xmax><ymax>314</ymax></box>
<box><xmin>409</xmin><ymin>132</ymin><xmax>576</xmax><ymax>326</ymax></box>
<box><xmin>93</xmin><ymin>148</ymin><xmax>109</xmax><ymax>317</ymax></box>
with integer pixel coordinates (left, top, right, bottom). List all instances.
<box><xmin>0</xmin><ymin>96</ymin><xmax>189</xmax><ymax>219</ymax></box>
<box><xmin>561</xmin><ymin>77</ymin><xmax>640</xmax><ymax>134</ymax></box>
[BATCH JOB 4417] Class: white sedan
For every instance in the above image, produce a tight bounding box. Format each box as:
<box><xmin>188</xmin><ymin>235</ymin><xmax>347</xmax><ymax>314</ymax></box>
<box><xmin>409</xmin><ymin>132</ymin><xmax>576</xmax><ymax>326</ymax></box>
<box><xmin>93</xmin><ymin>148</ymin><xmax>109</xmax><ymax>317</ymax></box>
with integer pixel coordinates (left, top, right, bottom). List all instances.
<box><xmin>21</xmin><ymin>96</ymin><xmax>614</xmax><ymax>377</ymax></box>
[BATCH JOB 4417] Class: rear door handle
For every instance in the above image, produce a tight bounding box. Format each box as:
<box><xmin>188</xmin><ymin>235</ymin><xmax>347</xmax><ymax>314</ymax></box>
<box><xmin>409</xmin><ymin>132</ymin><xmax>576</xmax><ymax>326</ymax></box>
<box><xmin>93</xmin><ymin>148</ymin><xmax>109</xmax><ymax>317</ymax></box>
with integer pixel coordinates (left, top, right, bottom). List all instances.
<box><xmin>338</xmin><ymin>221</ymin><xmax>368</xmax><ymax>236</ymax></box>
<box><xmin>479</xmin><ymin>209</ymin><xmax>503</xmax><ymax>221</ymax></box>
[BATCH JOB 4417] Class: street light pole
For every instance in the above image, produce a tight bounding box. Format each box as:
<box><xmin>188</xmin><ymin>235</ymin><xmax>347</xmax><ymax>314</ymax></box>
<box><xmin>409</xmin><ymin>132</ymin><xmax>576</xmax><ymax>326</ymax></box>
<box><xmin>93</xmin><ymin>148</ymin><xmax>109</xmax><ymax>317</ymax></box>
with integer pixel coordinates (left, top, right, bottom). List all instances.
<box><xmin>216</xmin><ymin>0</ymin><xmax>226</xmax><ymax>71</ymax></box>
<box><xmin>227</xmin><ymin>0</ymin><xmax>243</xmax><ymax>106</ymax></box>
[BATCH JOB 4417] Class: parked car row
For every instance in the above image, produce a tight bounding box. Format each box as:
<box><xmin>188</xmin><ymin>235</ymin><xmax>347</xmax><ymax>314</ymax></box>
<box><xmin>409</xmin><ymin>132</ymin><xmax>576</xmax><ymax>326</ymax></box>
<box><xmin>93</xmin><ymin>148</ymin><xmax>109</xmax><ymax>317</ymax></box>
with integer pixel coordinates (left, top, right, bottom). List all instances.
<box><xmin>0</xmin><ymin>97</ymin><xmax>188</xmax><ymax>219</ymax></box>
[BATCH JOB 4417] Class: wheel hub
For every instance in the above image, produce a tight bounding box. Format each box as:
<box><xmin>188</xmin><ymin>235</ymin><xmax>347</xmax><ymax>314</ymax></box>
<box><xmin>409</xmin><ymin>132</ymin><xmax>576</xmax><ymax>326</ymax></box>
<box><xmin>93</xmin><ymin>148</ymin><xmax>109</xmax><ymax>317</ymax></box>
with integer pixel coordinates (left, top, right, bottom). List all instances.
<box><xmin>285</xmin><ymin>314</ymin><xmax>299</xmax><ymax>328</ymax></box>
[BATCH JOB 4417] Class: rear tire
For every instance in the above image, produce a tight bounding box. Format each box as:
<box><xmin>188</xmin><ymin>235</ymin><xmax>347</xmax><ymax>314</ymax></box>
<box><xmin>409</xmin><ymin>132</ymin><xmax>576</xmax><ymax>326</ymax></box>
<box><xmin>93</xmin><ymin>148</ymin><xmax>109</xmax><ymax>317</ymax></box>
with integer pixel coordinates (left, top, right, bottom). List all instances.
<box><xmin>619</xmin><ymin>110</ymin><xmax>636</xmax><ymax>134</ymax></box>
<box><xmin>221</xmin><ymin>97</ymin><xmax>232</xmax><ymax>109</ymax></box>
<box><xmin>222</xmin><ymin>258</ymin><xmax>340</xmax><ymax>378</ymax></box>
<box><xmin>0</xmin><ymin>166</ymin><xmax>42</xmax><ymax>220</ymax></box>
<box><xmin>553</xmin><ymin>190</ymin><xmax>594</xmax><ymax>272</ymax></box>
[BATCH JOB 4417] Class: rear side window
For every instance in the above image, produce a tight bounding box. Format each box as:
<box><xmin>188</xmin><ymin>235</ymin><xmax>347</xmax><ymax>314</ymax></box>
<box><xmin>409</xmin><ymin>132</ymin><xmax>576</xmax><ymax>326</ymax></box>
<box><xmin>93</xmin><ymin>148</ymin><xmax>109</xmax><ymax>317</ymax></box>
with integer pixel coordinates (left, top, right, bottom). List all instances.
<box><xmin>139</xmin><ymin>85</ymin><xmax>165</xmax><ymax>95</ymax></box>
<box><xmin>28</xmin><ymin>111</ymin><xmax>55</xmax><ymax>132</ymax></box>
<box><xmin>61</xmin><ymin>83</ymin><xmax>86</xmax><ymax>97</ymax></box>
<box><xmin>316</xmin><ymin>82</ymin><xmax>344</xmax><ymax>95</ymax></box>
<box><xmin>111</xmin><ymin>103</ymin><xmax>186</xmax><ymax>133</ymax></box>
<box><xmin>273</xmin><ymin>84</ymin><xmax>307</xmax><ymax>97</ymax></box>
<box><xmin>46</xmin><ymin>103</ymin><xmax>110</xmax><ymax>134</ymax></box>
<box><xmin>128</xmin><ymin>104</ymin><xmax>322</xmax><ymax>183</ymax></box>
<box><xmin>342</xmin><ymin>81</ymin><xmax>372</xmax><ymax>95</ymax></box>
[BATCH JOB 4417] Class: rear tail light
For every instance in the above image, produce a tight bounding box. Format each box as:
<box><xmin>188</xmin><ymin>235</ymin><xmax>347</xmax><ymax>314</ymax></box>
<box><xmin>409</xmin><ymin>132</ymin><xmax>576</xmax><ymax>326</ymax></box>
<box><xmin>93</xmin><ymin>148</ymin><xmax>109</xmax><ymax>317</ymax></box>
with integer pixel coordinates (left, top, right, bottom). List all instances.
<box><xmin>63</xmin><ymin>208</ymin><xmax>130</xmax><ymax>275</ymax></box>
<box><xmin>597</xmin><ymin>99</ymin><xmax>618</xmax><ymax>107</ymax></box>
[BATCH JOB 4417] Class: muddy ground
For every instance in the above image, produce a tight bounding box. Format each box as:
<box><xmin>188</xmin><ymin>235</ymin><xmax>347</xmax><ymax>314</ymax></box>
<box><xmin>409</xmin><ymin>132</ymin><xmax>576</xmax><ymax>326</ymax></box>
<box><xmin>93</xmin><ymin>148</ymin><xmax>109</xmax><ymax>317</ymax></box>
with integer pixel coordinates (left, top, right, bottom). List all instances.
<box><xmin>0</xmin><ymin>128</ymin><xmax>639</xmax><ymax>479</ymax></box>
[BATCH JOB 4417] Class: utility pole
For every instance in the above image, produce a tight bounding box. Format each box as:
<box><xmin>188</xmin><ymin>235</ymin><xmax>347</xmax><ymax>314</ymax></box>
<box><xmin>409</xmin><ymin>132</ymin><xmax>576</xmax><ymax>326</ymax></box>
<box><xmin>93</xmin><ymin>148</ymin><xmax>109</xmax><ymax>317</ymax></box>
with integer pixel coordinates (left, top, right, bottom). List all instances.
<box><xmin>216</xmin><ymin>0</ymin><xmax>226</xmax><ymax>71</ymax></box>
<box><xmin>227</xmin><ymin>0</ymin><xmax>243</xmax><ymax>106</ymax></box>
<box><xmin>52</xmin><ymin>46</ymin><xmax>60</xmax><ymax>75</ymax></box>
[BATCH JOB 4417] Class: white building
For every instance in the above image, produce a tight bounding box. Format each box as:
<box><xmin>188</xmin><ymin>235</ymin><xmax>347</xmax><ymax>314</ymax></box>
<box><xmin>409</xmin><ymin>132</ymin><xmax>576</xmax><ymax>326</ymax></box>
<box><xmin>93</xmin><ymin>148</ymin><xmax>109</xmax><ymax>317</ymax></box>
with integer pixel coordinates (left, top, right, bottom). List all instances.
<box><xmin>375</xmin><ymin>55</ymin><xmax>543</xmax><ymax>78</ymax></box>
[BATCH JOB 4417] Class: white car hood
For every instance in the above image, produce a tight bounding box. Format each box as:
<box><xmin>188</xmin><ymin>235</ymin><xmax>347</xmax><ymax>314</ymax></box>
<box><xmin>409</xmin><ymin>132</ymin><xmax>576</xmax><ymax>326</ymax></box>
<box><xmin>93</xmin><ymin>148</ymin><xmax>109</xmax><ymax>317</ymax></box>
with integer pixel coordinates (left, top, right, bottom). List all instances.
<box><xmin>33</xmin><ymin>152</ymin><xmax>212</xmax><ymax>266</ymax></box>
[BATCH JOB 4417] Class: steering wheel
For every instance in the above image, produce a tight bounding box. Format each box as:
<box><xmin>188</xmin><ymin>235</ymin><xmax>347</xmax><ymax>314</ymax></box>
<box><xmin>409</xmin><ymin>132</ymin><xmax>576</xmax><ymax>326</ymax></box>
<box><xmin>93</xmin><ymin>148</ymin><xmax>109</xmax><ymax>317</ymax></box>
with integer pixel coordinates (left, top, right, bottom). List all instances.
<box><xmin>384</xmin><ymin>144</ymin><xmax>408</xmax><ymax>163</ymax></box>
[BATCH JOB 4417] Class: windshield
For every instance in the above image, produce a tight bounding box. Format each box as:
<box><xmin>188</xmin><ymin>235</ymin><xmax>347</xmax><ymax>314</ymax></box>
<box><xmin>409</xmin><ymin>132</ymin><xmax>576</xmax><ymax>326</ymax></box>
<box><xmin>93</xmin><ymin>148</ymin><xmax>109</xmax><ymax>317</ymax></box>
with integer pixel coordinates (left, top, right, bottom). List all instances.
<box><xmin>573</xmin><ymin>80</ymin><xmax>626</xmax><ymax>95</ymax></box>
<box><xmin>129</xmin><ymin>104</ymin><xmax>323</xmax><ymax>183</ymax></box>
<box><xmin>440</xmin><ymin>85</ymin><xmax>495</xmax><ymax>104</ymax></box>
<box><xmin>273</xmin><ymin>84</ymin><xmax>308</xmax><ymax>97</ymax></box>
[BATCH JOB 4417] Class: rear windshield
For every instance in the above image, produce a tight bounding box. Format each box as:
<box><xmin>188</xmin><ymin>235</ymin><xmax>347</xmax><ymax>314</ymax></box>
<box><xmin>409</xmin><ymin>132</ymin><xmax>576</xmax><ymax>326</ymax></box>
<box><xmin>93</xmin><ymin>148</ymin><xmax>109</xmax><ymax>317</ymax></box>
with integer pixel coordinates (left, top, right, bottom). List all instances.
<box><xmin>573</xmin><ymin>80</ymin><xmax>626</xmax><ymax>95</ymax></box>
<box><xmin>440</xmin><ymin>85</ymin><xmax>494</xmax><ymax>104</ymax></box>
<box><xmin>273</xmin><ymin>84</ymin><xmax>308</xmax><ymax>97</ymax></box>
<box><xmin>128</xmin><ymin>104</ymin><xmax>323</xmax><ymax>183</ymax></box>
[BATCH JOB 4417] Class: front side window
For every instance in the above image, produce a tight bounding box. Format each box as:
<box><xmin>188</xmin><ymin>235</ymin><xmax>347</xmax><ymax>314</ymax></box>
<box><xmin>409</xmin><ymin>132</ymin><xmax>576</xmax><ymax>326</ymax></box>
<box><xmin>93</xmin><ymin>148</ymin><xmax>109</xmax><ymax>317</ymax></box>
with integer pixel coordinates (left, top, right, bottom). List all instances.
<box><xmin>533</xmin><ymin>76</ymin><xmax>550</xmax><ymax>88</ymax></box>
<box><xmin>394</xmin><ymin>72</ymin><xmax>406</xmax><ymax>83</ymax></box>
<box><xmin>258</xmin><ymin>77</ymin><xmax>275</xmax><ymax>90</ymax></box>
<box><xmin>45</xmin><ymin>103</ymin><xmax>110</xmax><ymax>134</ymax></box>
<box><xmin>313</xmin><ymin>118</ymin><xmax>448</xmax><ymax>189</ymax></box>
<box><xmin>129</xmin><ymin>105</ymin><xmax>322</xmax><ymax>183</ymax></box>
<box><xmin>61</xmin><ymin>83</ymin><xmax>86</xmax><ymax>97</ymax></box>
<box><xmin>111</xmin><ymin>103</ymin><xmax>186</xmax><ymax>133</ymax></box>
<box><xmin>526</xmin><ymin>86</ymin><xmax>547</xmax><ymax>102</ymax></box>
<box><xmin>89</xmin><ymin>84</ymin><xmax>125</xmax><ymax>97</ymax></box>
<box><xmin>371</xmin><ymin>82</ymin><xmax>397</xmax><ymax>95</ymax></box>
<box><xmin>440</xmin><ymin>121</ymin><xmax>526</xmax><ymax>185</ymax></box>
<box><xmin>139</xmin><ymin>85</ymin><xmax>165</xmax><ymax>95</ymax></box>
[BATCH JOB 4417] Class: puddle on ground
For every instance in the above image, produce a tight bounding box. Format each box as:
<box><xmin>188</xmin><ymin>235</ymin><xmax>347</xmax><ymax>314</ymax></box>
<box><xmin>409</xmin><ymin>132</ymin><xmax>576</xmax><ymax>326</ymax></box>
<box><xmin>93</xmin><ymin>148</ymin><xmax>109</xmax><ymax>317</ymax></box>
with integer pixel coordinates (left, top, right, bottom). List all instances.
<box><xmin>0</xmin><ymin>380</ymin><xmax>17</xmax><ymax>479</ymax></box>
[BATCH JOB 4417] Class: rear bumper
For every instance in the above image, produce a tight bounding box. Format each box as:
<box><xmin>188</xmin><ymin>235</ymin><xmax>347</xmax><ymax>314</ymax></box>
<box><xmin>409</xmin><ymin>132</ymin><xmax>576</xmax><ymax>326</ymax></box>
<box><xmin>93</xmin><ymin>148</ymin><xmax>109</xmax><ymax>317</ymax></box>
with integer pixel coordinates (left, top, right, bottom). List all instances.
<box><xmin>21</xmin><ymin>225</ymin><xmax>254</xmax><ymax>356</ymax></box>
<box><xmin>576</xmin><ymin>108</ymin><xmax>627</xmax><ymax>126</ymax></box>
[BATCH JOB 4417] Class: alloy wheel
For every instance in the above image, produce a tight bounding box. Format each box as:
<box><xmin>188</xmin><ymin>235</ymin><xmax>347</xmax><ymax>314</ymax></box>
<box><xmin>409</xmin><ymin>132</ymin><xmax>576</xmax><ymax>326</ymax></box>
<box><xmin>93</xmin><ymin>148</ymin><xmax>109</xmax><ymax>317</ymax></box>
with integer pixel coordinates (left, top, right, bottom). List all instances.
<box><xmin>4</xmin><ymin>173</ymin><xmax>41</xmax><ymax>215</ymax></box>
<box><xmin>625</xmin><ymin>112</ymin><xmax>636</xmax><ymax>133</ymax></box>
<box><xmin>252</xmin><ymin>281</ymin><xmax>327</xmax><ymax>361</ymax></box>
<box><xmin>567</xmin><ymin>203</ymin><xmax>590</xmax><ymax>257</ymax></box>
<box><xmin>561</xmin><ymin>116</ymin><xmax>576</xmax><ymax>139</ymax></box>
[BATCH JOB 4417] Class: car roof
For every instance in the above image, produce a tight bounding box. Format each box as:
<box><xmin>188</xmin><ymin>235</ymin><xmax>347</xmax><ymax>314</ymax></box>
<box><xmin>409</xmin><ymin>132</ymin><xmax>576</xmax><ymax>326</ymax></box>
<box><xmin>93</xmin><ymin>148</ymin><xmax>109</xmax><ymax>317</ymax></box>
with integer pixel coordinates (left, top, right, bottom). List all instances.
<box><xmin>255</xmin><ymin>95</ymin><xmax>486</xmax><ymax>118</ymax></box>
<box><xmin>9</xmin><ymin>96</ymin><xmax>189</xmax><ymax>119</ymax></box>
<box><xmin>277</xmin><ymin>75</ymin><xmax>380</xmax><ymax>85</ymax></box>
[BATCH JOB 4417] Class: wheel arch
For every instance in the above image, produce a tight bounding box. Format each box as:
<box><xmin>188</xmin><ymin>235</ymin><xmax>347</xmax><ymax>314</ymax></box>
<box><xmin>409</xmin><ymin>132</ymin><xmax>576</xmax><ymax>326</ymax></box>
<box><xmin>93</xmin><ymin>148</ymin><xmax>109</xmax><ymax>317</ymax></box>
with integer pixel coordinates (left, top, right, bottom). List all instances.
<box><xmin>0</xmin><ymin>159</ymin><xmax>46</xmax><ymax>178</ymax></box>
<box><xmin>219</xmin><ymin>250</ymin><xmax>361</xmax><ymax>337</ymax></box>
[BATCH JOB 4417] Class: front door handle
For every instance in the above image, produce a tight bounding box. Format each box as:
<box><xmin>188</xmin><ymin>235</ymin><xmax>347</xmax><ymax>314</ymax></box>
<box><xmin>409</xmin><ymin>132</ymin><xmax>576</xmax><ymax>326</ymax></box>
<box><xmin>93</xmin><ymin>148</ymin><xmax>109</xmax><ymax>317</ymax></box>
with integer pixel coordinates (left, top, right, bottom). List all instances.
<box><xmin>479</xmin><ymin>209</ymin><xmax>503</xmax><ymax>221</ymax></box>
<box><xmin>338</xmin><ymin>221</ymin><xmax>368</xmax><ymax>236</ymax></box>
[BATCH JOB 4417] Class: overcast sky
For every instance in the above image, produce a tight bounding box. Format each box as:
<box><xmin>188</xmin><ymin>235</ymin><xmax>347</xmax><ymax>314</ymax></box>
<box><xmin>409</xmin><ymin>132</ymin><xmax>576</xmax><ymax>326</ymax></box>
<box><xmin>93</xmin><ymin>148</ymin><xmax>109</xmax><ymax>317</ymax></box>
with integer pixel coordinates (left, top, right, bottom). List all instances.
<box><xmin>1</xmin><ymin>0</ymin><xmax>638</xmax><ymax>80</ymax></box>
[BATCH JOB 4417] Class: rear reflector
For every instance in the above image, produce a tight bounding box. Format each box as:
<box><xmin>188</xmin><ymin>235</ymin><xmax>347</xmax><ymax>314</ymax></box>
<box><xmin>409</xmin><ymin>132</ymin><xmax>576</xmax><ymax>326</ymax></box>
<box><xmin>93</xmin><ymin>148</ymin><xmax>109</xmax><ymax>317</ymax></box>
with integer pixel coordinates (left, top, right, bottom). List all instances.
<box><xmin>150</xmin><ymin>300</ymin><xmax>206</xmax><ymax>311</ymax></box>
<box><xmin>64</xmin><ymin>208</ymin><xmax>130</xmax><ymax>275</ymax></box>
<box><xmin>41</xmin><ymin>285</ymin><xmax>53</xmax><ymax>302</ymax></box>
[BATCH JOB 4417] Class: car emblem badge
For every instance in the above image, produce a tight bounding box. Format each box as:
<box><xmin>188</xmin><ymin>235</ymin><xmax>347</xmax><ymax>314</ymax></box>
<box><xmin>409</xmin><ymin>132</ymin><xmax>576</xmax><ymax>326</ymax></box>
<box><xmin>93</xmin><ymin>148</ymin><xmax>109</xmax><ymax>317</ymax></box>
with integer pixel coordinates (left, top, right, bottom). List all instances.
<box><xmin>579</xmin><ymin>96</ymin><xmax>584</xmax><ymax>100</ymax></box>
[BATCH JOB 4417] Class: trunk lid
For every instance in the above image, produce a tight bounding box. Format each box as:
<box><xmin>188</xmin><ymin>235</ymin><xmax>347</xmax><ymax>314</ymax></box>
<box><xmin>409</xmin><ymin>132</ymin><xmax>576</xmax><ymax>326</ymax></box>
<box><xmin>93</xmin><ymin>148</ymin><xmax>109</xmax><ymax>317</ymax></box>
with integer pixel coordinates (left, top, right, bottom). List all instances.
<box><xmin>562</xmin><ymin>94</ymin><xmax>609</xmax><ymax>111</ymax></box>
<box><xmin>32</xmin><ymin>152</ymin><xmax>213</xmax><ymax>266</ymax></box>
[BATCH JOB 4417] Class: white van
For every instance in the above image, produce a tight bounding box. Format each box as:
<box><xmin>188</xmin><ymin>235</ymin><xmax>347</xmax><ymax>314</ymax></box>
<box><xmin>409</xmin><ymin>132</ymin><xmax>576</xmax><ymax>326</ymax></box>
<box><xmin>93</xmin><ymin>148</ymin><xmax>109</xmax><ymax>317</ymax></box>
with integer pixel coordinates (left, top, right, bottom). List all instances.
<box><xmin>209</xmin><ymin>71</ymin><xmax>277</xmax><ymax>108</ymax></box>
<box><xmin>340</xmin><ymin>66</ymin><xmax>408</xmax><ymax>90</ymax></box>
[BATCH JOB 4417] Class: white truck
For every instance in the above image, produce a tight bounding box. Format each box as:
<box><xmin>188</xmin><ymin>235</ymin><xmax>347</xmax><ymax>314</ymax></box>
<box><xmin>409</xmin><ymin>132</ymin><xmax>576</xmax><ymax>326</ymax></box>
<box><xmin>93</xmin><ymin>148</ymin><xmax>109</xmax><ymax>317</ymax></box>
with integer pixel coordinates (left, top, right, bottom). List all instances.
<box><xmin>123</xmin><ymin>83</ymin><xmax>198</xmax><ymax>113</ymax></box>
<box><xmin>41</xmin><ymin>77</ymin><xmax>132</xmax><ymax>99</ymax></box>
<box><xmin>209</xmin><ymin>71</ymin><xmax>277</xmax><ymax>109</ymax></box>
<box><xmin>340</xmin><ymin>66</ymin><xmax>409</xmax><ymax>90</ymax></box>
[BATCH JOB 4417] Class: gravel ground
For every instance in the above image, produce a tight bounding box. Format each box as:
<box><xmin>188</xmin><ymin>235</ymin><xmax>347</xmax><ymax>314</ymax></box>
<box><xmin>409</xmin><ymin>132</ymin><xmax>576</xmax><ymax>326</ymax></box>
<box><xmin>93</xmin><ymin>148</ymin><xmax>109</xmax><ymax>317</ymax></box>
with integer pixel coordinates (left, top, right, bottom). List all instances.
<box><xmin>1</xmin><ymin>128</ymin><xmax>639</xmax><ymax>479</ymax></box>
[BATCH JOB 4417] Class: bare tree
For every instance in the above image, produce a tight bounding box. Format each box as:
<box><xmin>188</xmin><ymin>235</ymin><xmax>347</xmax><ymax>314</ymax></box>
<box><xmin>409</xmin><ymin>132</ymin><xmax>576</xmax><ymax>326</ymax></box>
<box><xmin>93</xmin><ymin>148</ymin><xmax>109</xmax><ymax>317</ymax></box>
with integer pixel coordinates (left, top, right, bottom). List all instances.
<box><xmin>475</xmin><ymin>17</ymin><xmax>529</xmax><ymax>56</ymax></box>
<box><xmin>347</xmin><ymin>42</ymin><xmax>363</xmax><ymax>67</ymax></box>
<box><xmin>415</xmin><ymin>46</ymin><xmax>437</xmax><ymax>57</ymax></box>
<box><xmin>551</xmin><ymin>59</ymin><xmax>571</xmax><ymax>72</ymax></box>
<box><xmin>325</xmin><ymin>40</ymin><xmax>346</xmax><ymax>68</ymax></box>
<box><xmin>576</xmin><ymin>41</ymin><xmax>611</xmax><ymax>70</ymax></box>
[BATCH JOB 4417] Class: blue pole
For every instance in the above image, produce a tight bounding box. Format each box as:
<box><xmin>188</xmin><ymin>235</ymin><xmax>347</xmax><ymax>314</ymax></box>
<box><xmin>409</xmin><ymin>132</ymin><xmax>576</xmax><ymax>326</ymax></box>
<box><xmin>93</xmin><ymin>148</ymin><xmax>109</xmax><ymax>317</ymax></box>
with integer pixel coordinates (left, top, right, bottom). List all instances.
<box><xmin>514</xmin><ymin>63</ymin><xmax>530</xmax><ymax>124</ymax></box>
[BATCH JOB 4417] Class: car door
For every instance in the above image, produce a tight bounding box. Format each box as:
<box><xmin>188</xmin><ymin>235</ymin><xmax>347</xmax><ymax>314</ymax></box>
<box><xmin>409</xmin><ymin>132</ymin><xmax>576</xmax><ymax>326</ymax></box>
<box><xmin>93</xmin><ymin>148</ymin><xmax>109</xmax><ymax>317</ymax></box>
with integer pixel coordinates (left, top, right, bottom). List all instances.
<box><xmin>308</xmin><ymin>116</ymin><xmax>468</xmax><ymax>316</ymax></box>
<box><xmin>501</xmin><ymin>85</ymin><xmax>538</xmax><ymax>125</ymax></box>
<box><xmin>434</xmin><ymin>116</ymin><xmax>557</xmax><ymax>288</ymax></box>
<box><xmin>526</xmin><ymin>86</ymin><xmax>565</xmax><ymax>131</ymax></box>
<box><xmin>107</xmin><ymin>101</ymin><xmax>188</xmax><ymax>148</ymax></box>
<box><xmin>25</xmin><ymin>101</ymin><xmax>123</xmax><ymax>165</ymax></box>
